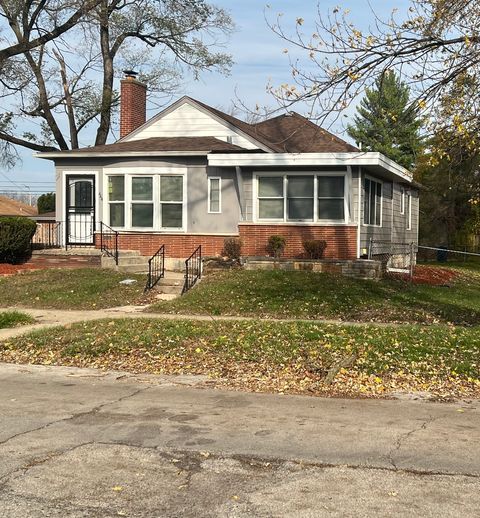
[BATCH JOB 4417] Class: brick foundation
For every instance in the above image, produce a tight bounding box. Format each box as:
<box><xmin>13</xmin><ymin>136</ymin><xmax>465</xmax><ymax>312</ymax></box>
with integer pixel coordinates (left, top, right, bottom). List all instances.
<box><xmin>238</xmin><ymin>224</ymin><xmax>358</xmax><ymax>260</ymax></box>
<box><xmin>96</xmin><ymin>225</ymin><xmax>358</xmax><ymax>260</ymax></box>
<box><xmin>96</xmin><ymin>233</ymin><xmax>236</xmax><ymax>258</ymax></box>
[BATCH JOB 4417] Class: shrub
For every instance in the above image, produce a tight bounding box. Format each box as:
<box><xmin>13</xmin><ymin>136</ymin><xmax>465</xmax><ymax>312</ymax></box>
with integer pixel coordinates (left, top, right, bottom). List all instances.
<box><xmin>267</xmin><ymin>235</ymin><xmax>286</xmax><ymax>259</ymax></box>
<box><xmin>0</xmin><ymin>217</ymin><xmax>37</xmax><ymax>264</ymax></box>
<box><xmin>222</xmin><ymin>237</ymin><xmax>242</xmax><ymax>260</ymax></box>
<box><xmin>303</xmin><ymin>239</ymin><xmax>328</xmax><ymax>259</ymax></box>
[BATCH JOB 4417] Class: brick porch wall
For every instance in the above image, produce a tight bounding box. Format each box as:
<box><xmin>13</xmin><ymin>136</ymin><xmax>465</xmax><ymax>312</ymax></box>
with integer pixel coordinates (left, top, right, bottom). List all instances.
<box><xmin>95</xmin><ymin>225</ymin><xmax>358</xmax><ymax>259</ymax></box>
<box><xmin>95</xmin><ymin>233</ymin><xmax>236</xmax><ymax>257</ymax></box>
<box><xmin>239</xmin><ymin>224</ymin><xmax>358</xmax><ymax>260</ymax></box>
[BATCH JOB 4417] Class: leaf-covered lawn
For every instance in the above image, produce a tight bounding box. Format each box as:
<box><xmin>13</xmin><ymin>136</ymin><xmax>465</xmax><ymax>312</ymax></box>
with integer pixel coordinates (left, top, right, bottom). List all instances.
<box><xmin>2</xmin><ymin>318</ymin><xmax>478</xmax><ymax>399</ymax></box>
<box><xmin>0</xmin><ymin>310</ymin><xmax>34</xmax><ymax>329</ymax></box>
<box><xmin>149</xmin><ymin>267</ymin><xmax>480</xmax><ymax>325</ymax></box>
<box><xmin>0</xmin><ymin>268</ymin><xmax>149</xmax><ymax>310</ymax></box>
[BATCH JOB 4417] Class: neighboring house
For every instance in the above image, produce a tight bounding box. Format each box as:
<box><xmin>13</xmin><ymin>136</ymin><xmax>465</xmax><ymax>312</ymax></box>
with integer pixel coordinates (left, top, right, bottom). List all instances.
<box><xmin>37</xmin><ymin>71</ymin><xmax>419</xmax><ymax>261</ymax></box>
<box><xmin>0</xmin><ymin>195</ymin><xmax>37</xmax><ymax>217</ymax></box>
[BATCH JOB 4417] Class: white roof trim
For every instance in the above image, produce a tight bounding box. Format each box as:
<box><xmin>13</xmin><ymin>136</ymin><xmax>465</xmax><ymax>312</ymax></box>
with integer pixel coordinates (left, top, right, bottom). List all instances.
<box><xmin>207</xmin><ymin>152</ymin><xmax>413</xmax><ymax>183</ymax></box>
<box><xmin>118</xmin><ymin>96</ymin><xmax>274</xmax><ymax>152</ymax></box>
<box><xmin>35</xmin><ymin>150</ymin><xmax>210</xmax><ymax>159</ymax></box>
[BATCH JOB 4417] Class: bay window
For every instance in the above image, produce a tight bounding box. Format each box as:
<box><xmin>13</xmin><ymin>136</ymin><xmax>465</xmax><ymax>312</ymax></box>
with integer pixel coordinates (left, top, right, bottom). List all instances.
<box><xmin>131</xmin><ymin>177</ymin><xmax>153</xmax><ymax>227</ymax></box>
<box><xmin>256</xmin><ymin>173</ymin><xmax>346</xmax><ymax>223</ymax></box>
<box><xmin>160</xmin><ymin>175</ymin><xmax>183</xmax><ymax>228</ymax></box>
<box><xmin>364</xmin><ymin>177</ymin><xmax>382</xmax><ymax>226</ymax></box>
<box><xmin>108</xmin><ymin>176</ymin><xmax>125</xmax><ymax>227</ymax></box>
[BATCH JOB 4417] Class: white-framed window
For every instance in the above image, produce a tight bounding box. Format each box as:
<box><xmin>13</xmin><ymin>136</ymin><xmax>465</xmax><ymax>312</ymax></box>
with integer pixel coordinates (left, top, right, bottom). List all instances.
<box><xmin>108</xmin><ymin>175</ymin><xmax>125</xmax><ymax>228</ymax></box>
<box><xmin>255</xmin><ymin>173</ymin><xmax>347</xmax><ymax>223</ymax></box>
<box><xmin>400</xmin><ymin>186</ymin><xmax>405</xmax><ymax>215</ymax></box>
<box><xmin>208</xmin><ymin>177</ymin><xmax>221</xmax><ymax>213</ymax></box>
<box><xmin>131</xmin><ymin>176</ymin><xmax>154</xmax><ymax>228</ymax></box>
<box><xmin>363</xmin><ymin>177</ymin><xmax>382</xmax><ymax>226</ymax></box>
<box><xmin>105</xmin><ymin>169</ymin><xmax>186</xmax><ymax>231</ymax></box>
<box><xmin>160</xmin><ymin>175</ymin><xmax>183</xmax><ymax>229</ymax></box>
<box><xmin>407</xmin><ymin>191</ymin><xmax>412</xmax><ymax>230</ymax></box>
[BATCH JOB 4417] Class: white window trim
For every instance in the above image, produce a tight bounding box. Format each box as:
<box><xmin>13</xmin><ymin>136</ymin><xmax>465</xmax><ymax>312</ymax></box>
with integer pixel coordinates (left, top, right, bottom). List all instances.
<box><xmin>362</xmin><ymin>175</ymin><xmax>383</xmax><ymax>228</ymax></box>
<box><xmin>107</xmin><ymin>175</ymin><xmax>126</xmax><ymax>228</ymax></box>
<box><xmin>253</xmin><ymin>171</ymin><xmax>349</xmax><ymax>225</ymax></box>
<box><xmin>208</xmin><ymin>176</ymin><xmax>222</xmax><ymax>214</ymax></box>
<box><xmin>103</xmin><ymin>168</ymin><xmax>187</xmax><ymax>232</ymax></box>
<box><xmin>130</xmin><ymin>175</ymin><xmax>154</xmax><ymax>230</ymax></box>
<box><xmin>400</xmin><ymin>186</ymin><xmax>405</xmax><ymax>215</ymax></box>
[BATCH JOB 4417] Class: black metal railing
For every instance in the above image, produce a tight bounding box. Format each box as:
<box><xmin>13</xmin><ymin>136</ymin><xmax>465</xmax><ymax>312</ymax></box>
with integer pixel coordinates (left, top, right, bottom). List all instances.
<box><xmin>183</xmin><ymin>245</ymin><xmax>202</xmax><ymax>294</ymax></box>
<box><xmin>66</xmin><ymin>212</ymin><xmax>95</xmax><ymax>247</ymax></box>
<box><xmin>99</xmin><ymin>222</ymin><xmax>119</xmax><ymax>265</ymax></box>
<box><xmin>145</xmin><ymin>245</ymin><xmax>165</xmax><ymax>291</ymax></box>
<box><xmin>31</xmin><ymin>221</ymin><xmax>62</xmax><ymax>249</ymax></box>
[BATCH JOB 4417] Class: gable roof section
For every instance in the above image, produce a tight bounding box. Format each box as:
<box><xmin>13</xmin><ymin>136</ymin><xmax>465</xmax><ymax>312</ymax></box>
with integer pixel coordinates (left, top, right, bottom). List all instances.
<box><xmin>54</xmin><ymin>137</ymin><xmax>249</xmax><ymax>155</ymax></box>
<box><xmin>0</xmin><ymin>195</ymin><xmax>37</xmax><ymax>216</ymax></box>
<box><xmin>119</xmin><ymin>96</ymin><xmax>358</xmax><ymax>154</ymax></box>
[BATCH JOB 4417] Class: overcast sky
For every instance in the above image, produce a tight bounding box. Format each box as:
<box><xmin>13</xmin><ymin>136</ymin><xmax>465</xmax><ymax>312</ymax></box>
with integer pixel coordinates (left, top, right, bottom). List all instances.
<box><xmin>3</xmin><ymin>0</ymin><xmax>411</xmax><ymax>191</ymax></box>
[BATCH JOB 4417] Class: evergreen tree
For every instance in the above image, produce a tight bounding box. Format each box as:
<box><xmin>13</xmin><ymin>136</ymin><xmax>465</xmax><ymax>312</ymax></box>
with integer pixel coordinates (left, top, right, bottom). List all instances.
<box><xmin>37</xmin><ymin>193</ymin><xmax>55</xmax><ymax>214</ymax></box>
<box><xmin>347</xmin><ymin>71</ymin><xmax>424</xmax><ymax>169</ymax></box>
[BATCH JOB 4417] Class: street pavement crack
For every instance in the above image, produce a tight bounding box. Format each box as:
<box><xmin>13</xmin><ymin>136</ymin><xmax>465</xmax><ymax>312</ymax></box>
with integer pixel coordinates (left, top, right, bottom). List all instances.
<box><xmin>0</xmin><ymin>386</ymin><xmax>151</xmax><ymax>449</ymax></box>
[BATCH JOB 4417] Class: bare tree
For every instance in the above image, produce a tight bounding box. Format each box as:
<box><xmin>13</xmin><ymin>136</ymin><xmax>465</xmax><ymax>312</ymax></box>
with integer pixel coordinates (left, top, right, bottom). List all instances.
<box><xmin>0</xmin><ymin>0</ymin><xmax>234</xmax><ymax>162</ymax></box>
<box><xmin>267</xmin><ymin>1</ymin><xmax>480</xmax><ymax>141</ymax></box>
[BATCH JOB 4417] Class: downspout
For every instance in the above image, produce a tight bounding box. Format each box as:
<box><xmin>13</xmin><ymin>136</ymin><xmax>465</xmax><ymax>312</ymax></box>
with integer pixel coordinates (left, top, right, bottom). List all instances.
<box><xmin>235</xmin><ymin>166</ymin><xmax>246</xmax><ymax>221</ymax></box>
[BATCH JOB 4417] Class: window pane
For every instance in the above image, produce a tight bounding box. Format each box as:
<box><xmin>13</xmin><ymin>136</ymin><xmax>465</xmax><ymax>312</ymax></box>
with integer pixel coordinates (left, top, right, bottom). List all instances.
<box><xmin>363</xmin><ymin>179</ymin><xmax>370</xmax><ymax>224</ymax></box>
<box><xmin>108</xmin><ymin>176</ymin><xmax>124</xmax><ymax>201</ymax></box>
<box><xmin>209</xmin><ymin>178</ymin><xmax>220</xmax><ymax>212</ymax></box>
<box><xmin>369</xmin><ymin>181</ymin><xmax>376</xmax><ymax>225</ymax></box>
<box><xmin>109</xmin><ymin>203</ymin><xmax>124</xmax><ymax>227</ymax></box>
<box><xmin>375</xmin><ymin>183</ymin><xmax>382</xmax><ymax>225</ymax></box>
<box><xmin>318</xmin><ymin>176</ymin><xmax>344</xmax><ymax>197</ymax></box>
<box><xmin>160</xmin><ymin>176</ymin><xmax>183</xmax><ymax>202</ymax></box>
<box><xmin>162</xmin><ymin>204</ymin><xmax>183</xmax><ymax>228</ymax></box>
<box><xmin>259</xmin><ymin>199</ymin><xmax>284</xmax><ymax>219</ymax></box>
<box><xmin>132</xmin><ymin>203</ymin><xmax>153</xmax><ymax>227</ymax></box>
<box><xmin>258</xmin><ymin>177</ymin><xmax>283</xmax><ymax>197</ymax></box>
<box><xmin>288</xmin><ymin>198</ymin><xmax>313</xmax><ymax>220</ymax></box>
<box><xmin>319</xmin><ymin>199</ymin><xmax>344</xmax><ymax>220</ymax></box>
<box><xmin>132</xmin><ymin>177</ymin><xmax>152</xmax><ymax>201</ymax></box>
<box><xmin>287</xmin><ymin>176</ymin><xmax>313</xmax><ymax>197</ymax></box>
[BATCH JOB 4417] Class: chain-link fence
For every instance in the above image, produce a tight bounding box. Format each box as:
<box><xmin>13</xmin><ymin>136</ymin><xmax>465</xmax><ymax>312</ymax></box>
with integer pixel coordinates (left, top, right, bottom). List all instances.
<box><xmin>368</xmin><ymin>240</ymin><xmax>480</xmax><ymax>282</ymax></box>
<box><xmin>417</xmin><ymin>245</ymin><xmax>480</xmax><ymax>265</ymax></box>
<box><xmin>368</xmin><ymin>240</ymin><xmax>415</xmax><ymax>279</ymax></box>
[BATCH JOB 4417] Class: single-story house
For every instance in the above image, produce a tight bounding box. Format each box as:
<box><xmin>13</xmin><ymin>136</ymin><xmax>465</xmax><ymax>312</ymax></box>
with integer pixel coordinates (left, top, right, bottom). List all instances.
<box><xmin>37</xmin><ymin>71</ymin><xmax>419</xmax><ymax>262</ymax></box>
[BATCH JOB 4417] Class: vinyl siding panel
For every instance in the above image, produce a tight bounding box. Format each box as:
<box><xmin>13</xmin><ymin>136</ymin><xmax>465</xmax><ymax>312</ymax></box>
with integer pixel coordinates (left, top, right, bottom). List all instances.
<box><xmin>125</xmin><ymin>103</ymin><xmax>259</xmax><ymax>149</ymax></box>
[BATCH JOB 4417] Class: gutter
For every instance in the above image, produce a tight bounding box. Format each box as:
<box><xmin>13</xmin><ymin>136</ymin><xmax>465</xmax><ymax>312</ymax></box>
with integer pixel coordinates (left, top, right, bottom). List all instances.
<box><xmin>35</xmin><ymin>150</ymin><xmax>211</xmax><ymax>160</ymax></box>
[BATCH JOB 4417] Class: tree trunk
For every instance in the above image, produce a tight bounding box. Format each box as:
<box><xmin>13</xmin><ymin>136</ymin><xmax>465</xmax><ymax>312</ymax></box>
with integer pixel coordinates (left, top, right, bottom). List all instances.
<box><xmin>95</xmin><ymin>1</ymin><xmax>114</xmax><ymax>146</ymax></box>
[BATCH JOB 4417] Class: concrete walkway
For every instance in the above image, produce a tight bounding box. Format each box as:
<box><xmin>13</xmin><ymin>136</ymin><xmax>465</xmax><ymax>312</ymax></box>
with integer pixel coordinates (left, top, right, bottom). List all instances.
<box><xmin>0</xmin><ymin>362</ymin><xmax>479</xmax><ymax>517</ymax></box>
<box><xmin>0</xmin><ymin>305</ymin><xmax>413</xmax><ymax>341</ymax></box>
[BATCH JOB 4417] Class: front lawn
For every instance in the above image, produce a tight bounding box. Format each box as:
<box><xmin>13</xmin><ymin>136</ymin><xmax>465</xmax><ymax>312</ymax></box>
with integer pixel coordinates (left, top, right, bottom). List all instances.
<box><xmin>149</xmin><ymin>267</ymin><xmax>480</xmax><ymax>325</ymax></box>
<box><xmin>1</xmin><ymin>318</ymin><xmax>478</xmax><ymax>399</ymax></box>
<box><xmin>0</xmin><ymin>310</ymin><xmax>34</xmax><ymax>329</ymax></box>
<box><xmin>0</xmin><ymin>268</ymin><xmax>148</xmax><ymax>310</ymax></box>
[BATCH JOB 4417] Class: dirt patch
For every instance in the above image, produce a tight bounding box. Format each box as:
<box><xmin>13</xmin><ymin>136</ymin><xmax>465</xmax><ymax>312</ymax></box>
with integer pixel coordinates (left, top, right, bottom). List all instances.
<box><xmin>391</xmin><ymin>266</ymin><xmax>458</xmax><ymax>286</ymax></box>
<box><xmin>0</xmin><ymin>263</ymin><xmax>39</xmax><ymax>276</ymax></box>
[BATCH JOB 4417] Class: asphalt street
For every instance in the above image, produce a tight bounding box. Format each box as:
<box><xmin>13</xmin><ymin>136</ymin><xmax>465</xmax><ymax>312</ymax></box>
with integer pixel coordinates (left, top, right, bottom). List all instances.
<box><xmin>0</xmin><ymin>362</ymin><xmax>478</xmax><ymax>517</ymax></box>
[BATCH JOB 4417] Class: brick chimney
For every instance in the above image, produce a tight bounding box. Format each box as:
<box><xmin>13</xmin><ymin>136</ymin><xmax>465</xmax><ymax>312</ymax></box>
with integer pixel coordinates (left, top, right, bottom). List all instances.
<box><xmin>120</xmin><ymin>70</ymin><xmax>146</xmax><ymax>138</ymax></box>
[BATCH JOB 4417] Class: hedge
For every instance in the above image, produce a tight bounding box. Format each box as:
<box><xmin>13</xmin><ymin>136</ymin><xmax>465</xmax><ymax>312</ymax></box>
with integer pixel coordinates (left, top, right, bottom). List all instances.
<box><xmin>0</xmin><ymin>217</ymin><xmax>37</xmax><ymax>264</ymax></box>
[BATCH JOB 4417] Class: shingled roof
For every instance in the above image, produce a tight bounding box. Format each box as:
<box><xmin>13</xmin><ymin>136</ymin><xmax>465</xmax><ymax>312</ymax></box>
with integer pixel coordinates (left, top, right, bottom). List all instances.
<box><xmin>0</xmin><ymin>195</ymin><xmax>37</xmax><ymax>216</ymax></box>
<box><xmin>192</xmin><ymin>98</ymin><xmax>359</xmax><ymax>153</ymax></box>
<box><xmin>60</xmin><ymin>136</ymin><xmax>248</xmax><ymax>154</ymax></box>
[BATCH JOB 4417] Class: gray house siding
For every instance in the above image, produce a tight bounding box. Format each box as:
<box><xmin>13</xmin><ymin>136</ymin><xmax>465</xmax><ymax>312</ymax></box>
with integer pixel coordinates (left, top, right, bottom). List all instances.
<box><xmin>54</xmin><ymin>157</ymin><xmax>239</xmax><ymax>235</ymax></box>
<box><xmin>359</xmin><ymin>167</ymin><xmax>419</xmax><ymax>254</ymax></box>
